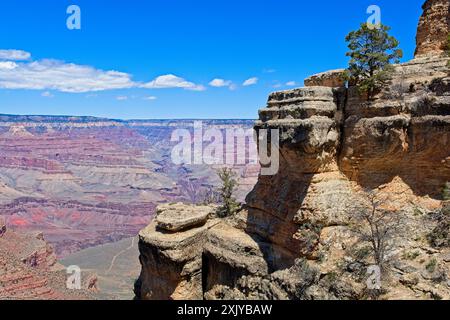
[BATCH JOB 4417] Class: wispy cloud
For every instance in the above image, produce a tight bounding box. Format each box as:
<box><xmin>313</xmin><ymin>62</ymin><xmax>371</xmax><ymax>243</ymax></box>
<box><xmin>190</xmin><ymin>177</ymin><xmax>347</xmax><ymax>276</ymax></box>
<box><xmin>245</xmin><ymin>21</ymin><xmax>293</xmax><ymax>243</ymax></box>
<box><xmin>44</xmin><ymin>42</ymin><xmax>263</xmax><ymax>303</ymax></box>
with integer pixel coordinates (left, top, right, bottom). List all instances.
<box><xmin>272</xmin><ymin>83</ymin><xmax>282</xmax><ymax>89</ymax></box>
<box><xmin>143</xmin><ymin>95</ymin><xmax>157</xmax><ymax>100</ymax></box>
<box><xmin>0</xmin><ymin>61</ymin><xmax>18</xmax><ymax>70</ymax></box>
<box><xmin>0</xmin><ymin>59</ymin><xmax>135</xmax><ymax>93</ymax></box>
<box><xmin>243</xmin><ymin>77</ymin><xmax>258</xmax><ymax>86</ymax></box>
<box><xmin>209</xmin><ymin>78</ymin><xmax>232</xmax><ymax>88</ymax></box>
<box><xmin>262</xmin><ymin>68</ymin><xmax>276</xmax><ymax>74</ymax></box>
<box><xmin>0</xmin><ymin>49</ymin><xmax>206</xmax><ymax>94</ymax></box>
<box><xmin>116</xmin><ymin>95</ymin><xmax>128</xmax><ymax>101</ymax></box>
<box><xmin>41</xmin><ymin>91</ymin><xmax>54</xmax><ymax>98</ymax></box>
<box><xmin>0</xmin><ymin>49</ymin><xmax>31</xmax><ymax>61</ymax></box>
<box><xmin>142</xmin><ymin>74</ymin><xmax>205</xmax><ymax>91</ymax></box>
<box><xmin>286</xmin><ymin>81</ymin><xmax>297</xmax><ymax>86</ymax></box>
<box><xmin>208</xmin><ymin>78</ymin><xmax>237</xmax><ymax>90</ymax></box>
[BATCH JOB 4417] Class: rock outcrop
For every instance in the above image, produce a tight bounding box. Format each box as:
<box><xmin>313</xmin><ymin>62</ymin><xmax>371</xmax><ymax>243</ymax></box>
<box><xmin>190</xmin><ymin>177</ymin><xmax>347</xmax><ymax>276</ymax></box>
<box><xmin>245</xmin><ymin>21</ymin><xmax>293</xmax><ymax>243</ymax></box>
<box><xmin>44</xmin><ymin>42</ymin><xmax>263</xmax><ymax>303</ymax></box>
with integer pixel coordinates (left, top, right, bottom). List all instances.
<box><xmin>136</xmin><ymin>0</ymin><xmax>450</xmax><ymax>300</ymax></box>
<box><xmin>304</xmin><ymin>69</ymin><xmax>346</xmax><ymax>88</ymax></box>
<box><xmin>415</xmin><ymin>0</ymin><xmax>450</xmax><ymax>57</ymax></box>
<box><xmin>0</xmin><ymin>220</ymin><xmax>96</xmax><ymax>300</ymax></box>
<box><xmin>135</xmin><ymin>204</ymin><xmax>217</xmax><ymax>300</ymax></box>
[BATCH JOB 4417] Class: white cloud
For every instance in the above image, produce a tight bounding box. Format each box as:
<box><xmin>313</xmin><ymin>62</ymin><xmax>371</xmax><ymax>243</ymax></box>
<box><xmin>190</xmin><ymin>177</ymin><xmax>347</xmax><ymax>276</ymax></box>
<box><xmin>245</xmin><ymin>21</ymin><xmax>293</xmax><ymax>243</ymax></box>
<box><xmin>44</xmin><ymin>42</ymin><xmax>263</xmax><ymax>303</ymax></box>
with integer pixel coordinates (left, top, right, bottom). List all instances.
<box><xmin>0</xmin><ymin>59</ymin><xmax>135</xmax><ymax>93</ymax></box>
<box><xmin>243</xmin><ymin>77</ymin><xmax>258</xmax><ymax>86</ymax></box>
<box><xmin>209</xmin><ymin>78</ymin><xmax>232</xmax><ymax>87</ymax></box>
<box><xmin>0</xmin><ymin>61</ymin><xmax>18</xmax><ymax>70</ymax></box>
<box><xmin>286</xmin><ymin>81</ymin><xmax>297</xmax><ymax>86</ymax></box>
<box><xmin>143</xmin><ymin>95</ymin><xmax>157</xmax><ymax>100</ymax></box>
<box><xmin>0</xmin><ymin>50</ymin><xmax>206</xmax><ymax>94</ymax></box>
<box><xmin>142</xmin><ymin>74</ymin><xmax>205</xmax><ymax>91</ymax></box>
<box><xmin>41</xmin><ymin>91</ymin><xmax>54</xmax><ymax>98</ymax></box>
<box><xmin>263</xmin><ymin>68</ymin><xmax>276</xmax><ymax>73</ymax></box>
<box><xmin>116</xmin><ymin>95</ymin><xmax>128</xmax><ymax>101</ymax></box>
<box><xmin>0</xmin><ymin>49</ymin><xmax>31</xmax><ymax>61</ymax></box>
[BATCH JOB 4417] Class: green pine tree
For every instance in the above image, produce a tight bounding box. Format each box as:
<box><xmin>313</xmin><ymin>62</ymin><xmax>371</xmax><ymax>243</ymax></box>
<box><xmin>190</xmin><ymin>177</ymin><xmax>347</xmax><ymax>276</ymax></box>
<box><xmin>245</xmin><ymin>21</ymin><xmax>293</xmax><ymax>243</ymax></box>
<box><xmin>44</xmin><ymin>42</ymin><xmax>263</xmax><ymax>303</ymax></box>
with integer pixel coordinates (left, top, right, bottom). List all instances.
<box><xmin>345</xmin><ymin>23</ymin><xmax>403</xmax><ymax>100</ymax></box>
<box><xmin>216</xmin><ymin>167</ymin><xmax>240</xmax><ymax>218</ymax></box>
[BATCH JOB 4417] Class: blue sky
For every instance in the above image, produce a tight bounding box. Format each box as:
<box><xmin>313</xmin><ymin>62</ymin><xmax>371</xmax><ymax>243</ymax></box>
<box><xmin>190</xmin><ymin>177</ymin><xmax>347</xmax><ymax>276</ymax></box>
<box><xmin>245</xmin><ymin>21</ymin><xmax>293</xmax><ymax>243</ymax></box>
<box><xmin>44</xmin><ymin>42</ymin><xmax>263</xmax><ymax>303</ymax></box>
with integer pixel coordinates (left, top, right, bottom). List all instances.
<box><xmin>0</xmin><ymin>0</ymin><xmax>423</xmax><ymax>119</ymax></box>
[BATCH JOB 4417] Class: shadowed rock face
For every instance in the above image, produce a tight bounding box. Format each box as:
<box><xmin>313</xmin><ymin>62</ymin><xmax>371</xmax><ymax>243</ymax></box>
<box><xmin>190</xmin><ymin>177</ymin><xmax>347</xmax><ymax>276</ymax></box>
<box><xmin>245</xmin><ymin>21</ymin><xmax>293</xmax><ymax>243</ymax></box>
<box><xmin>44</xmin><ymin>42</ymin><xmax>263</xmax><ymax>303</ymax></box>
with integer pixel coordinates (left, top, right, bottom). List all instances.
<box><xmin>136</xmin><ymin>0</ymin><xmax>450</xmax><ymax>300</ymax></box>
<box><xmin>415</xmin><ymin>0</ymin><xmax>450</xmax><ymax>57</ymax></box>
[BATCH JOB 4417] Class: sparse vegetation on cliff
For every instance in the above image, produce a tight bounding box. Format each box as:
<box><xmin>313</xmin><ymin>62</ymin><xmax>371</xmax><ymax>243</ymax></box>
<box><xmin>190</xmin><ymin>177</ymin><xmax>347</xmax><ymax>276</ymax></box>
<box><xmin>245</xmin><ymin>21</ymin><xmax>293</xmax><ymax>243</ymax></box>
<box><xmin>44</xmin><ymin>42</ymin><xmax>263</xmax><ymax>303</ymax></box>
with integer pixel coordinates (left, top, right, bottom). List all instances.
<box><xmin>216</xmin><ymin>167</ymin><xmax>240</xmax><ymax>218</ymax></box>
<box><xmin>427</xmin><ymin>187</ymin><xmax>449</xmax><ymax>248</ymax></box>
<box><xmin>443</xmin><ymin>182</ymin><xmax>450</xmax><ymax>200</ymax></box>
<box><xmin>351</xmin><ymin>192</ymin><xmax>404</xmax><ymax>273</ymax></box>
<box><xmin>345</xmin><ymin>23</ymin><xmax>403</xmax><ymax>99</ymax></box>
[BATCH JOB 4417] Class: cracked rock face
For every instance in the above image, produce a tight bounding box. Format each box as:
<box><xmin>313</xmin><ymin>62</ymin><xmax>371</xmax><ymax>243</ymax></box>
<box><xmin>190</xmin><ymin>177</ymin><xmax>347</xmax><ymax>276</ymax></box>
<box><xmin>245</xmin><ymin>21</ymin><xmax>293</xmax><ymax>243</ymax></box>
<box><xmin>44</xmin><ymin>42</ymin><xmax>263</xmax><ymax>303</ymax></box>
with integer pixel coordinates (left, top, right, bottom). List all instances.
<box><xmin>415</xmin><ymin>0</ymin><xmax>450</xmax><ymax>57</ymax></box>
<box><xmin>136</xmin><ymin>0</ymin><xmax>450</xmax><ymax>300</ymax></box>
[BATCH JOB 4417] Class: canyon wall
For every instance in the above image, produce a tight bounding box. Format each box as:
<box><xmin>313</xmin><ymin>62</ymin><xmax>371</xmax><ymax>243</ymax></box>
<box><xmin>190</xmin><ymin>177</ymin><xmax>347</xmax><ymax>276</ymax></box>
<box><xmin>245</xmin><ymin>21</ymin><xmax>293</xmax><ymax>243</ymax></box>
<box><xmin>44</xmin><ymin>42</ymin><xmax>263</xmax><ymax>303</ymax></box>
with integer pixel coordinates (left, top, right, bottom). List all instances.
<box><xmin>0</xmin><ymin>119</ymin><xmax>258</xmax><ymax>257</ymax></box>
<box><xmin>0</xmin><ymin>220</ymin><xmax>97</xmax><ymax>299</ymax></box>
<box><xmin>415</xmin><ymin>0</ymin><xmax>450</xmax><ymax>57</ymax></box>
<box><xmin>136</xmin><ymin>0</ymin><xmax>450</xmax><ymax>300</ymax></box>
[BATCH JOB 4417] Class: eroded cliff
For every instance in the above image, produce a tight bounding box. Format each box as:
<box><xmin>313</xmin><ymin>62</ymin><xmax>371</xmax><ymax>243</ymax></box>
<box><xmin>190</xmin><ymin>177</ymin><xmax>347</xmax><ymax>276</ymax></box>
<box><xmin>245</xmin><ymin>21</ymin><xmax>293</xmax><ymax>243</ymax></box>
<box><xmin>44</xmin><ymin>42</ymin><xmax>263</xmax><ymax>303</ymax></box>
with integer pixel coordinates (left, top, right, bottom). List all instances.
<box><xmin>135</xmin><ymin>0</ymin><xmax>450</xmax><ymax>300</ymax></box>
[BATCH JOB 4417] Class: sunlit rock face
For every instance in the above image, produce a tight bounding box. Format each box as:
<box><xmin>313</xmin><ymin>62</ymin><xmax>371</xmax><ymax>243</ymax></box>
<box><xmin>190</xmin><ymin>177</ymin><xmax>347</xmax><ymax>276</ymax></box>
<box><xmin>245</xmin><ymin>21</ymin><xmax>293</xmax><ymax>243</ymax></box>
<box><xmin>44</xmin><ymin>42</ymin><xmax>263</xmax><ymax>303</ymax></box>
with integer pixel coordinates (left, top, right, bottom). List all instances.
<box><xmin>136</xmin><ymin>0</ymin><xmax>450</xmax><ymax>300</ymax></box>
<box><xmin>415</xmin><ymin>0</ymin><xmax>450</xmax><ymax>57</ymax></box>
<box><xmin>0</xmin><ymin>118</ymin><xmax>258</xmax><ymax>257</ymax></box>
<box><xmin>340</xmin><ymin>55</ymin><xmax>450</xmax><ymax>196</ymax></box>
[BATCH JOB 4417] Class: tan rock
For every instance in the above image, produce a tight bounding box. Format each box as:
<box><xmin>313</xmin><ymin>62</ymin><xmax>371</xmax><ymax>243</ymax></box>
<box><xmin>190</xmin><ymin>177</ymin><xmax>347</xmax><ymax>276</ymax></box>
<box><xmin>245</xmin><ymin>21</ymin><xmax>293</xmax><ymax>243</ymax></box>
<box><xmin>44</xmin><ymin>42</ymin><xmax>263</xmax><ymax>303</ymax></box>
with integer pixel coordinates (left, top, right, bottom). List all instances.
<box><xmin>415</xmin><ymin>0</ymin><xmax>450</xmax><ymax>57</ymax></box>
<box><xmin>155</xmin><ymin>203</ymin><xmax>213</xmax><ymax>232</ymax></box>
<box><xmin>304</xmin><ymin>69</ymin><xmax>346</xmax><ymax>88</ymax></box>
<box><xmin>136</xmin><ymin>0</ymin><xmax>450</xmax><ymax>301</ymax></box>
<box><xmin>136</xmin><ymin>209</ymin><xmax>220</xmax><ymax>300</ymax></box>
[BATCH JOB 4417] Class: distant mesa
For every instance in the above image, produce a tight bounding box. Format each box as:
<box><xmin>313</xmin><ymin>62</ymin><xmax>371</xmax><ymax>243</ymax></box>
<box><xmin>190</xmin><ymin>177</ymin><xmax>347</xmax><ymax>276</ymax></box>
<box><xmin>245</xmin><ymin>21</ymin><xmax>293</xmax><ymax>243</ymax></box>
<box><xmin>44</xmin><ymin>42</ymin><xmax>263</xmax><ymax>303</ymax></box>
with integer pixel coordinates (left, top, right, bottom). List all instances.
<box><xmin>3</xmin><ymin>125</ymin><xmax>34</xmax><ymax>138</ymax></box>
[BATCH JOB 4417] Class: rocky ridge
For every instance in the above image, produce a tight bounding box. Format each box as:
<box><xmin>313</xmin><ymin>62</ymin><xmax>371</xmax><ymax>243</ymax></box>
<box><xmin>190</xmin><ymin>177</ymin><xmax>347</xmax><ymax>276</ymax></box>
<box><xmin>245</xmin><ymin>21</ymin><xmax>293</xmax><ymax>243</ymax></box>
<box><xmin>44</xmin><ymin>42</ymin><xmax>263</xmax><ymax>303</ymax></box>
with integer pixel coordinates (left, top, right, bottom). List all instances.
<box><xmin>135</xmin><ymin>0</ymin><xmax>450</xmax><ymax>300</ymax></box>
<box><xmin>0</xmin><ymin>220</ymin><xmax>97</xmax><ymax>299</ymax></box>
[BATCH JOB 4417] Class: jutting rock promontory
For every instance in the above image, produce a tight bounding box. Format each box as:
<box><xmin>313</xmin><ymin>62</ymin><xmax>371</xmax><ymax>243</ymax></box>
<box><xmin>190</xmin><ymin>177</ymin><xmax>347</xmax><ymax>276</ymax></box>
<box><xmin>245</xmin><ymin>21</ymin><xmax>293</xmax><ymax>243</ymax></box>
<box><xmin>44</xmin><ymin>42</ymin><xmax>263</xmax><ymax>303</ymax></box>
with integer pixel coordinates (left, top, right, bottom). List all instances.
<box><xmin>135</xmin><ymin>0</ymin><xmax>450</xmax><ymax>300</ymax></box>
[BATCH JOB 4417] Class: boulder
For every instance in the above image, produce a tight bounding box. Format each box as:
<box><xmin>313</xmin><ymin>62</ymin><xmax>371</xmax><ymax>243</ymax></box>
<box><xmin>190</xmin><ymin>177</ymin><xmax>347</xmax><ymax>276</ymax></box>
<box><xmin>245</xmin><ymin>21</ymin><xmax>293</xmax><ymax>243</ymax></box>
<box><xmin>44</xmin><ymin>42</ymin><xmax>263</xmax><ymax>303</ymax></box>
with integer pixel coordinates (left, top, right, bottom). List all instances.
<box><xmin>304</xmin><ymin>69</ymin><xmax>346</xmax><ymax>88</ymax></box>
<box><xmin>155</xmin><ymin>203</ymin><xmax>213</xmax><ymax>232</ymax></box>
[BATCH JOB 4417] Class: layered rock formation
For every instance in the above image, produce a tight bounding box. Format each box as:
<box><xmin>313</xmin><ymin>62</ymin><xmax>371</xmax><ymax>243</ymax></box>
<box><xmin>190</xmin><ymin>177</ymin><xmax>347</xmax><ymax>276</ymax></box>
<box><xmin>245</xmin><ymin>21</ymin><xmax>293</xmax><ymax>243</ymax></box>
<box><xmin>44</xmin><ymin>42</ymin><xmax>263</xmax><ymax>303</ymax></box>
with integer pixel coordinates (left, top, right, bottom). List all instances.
<box><xmin>0</xmin><ymin>118</ymin><xmax>258</xmax><ymax>256</ymax></box>
<box><xmin>304</xmin><ymin>69</ymin><xmax>346</xmax><ymax>88</ymax></box>
<box><xmin>136</xmin><ymin>0</ymin><xmax>450</xmax><ymax>300</ymax></box>
<box><xmin>415</xmin><ymin>0</ymin><xmax>450</xmax><ymax>57</ymax></box>
<box><xmin>0</xmin><ymin>220</ymin><xmax>96</xmax><ymax>299</ymax></box>
<box><xmin>136</xmin><ymin>204</ymin><xmax>217</xmax><ymax>300</ymax></box>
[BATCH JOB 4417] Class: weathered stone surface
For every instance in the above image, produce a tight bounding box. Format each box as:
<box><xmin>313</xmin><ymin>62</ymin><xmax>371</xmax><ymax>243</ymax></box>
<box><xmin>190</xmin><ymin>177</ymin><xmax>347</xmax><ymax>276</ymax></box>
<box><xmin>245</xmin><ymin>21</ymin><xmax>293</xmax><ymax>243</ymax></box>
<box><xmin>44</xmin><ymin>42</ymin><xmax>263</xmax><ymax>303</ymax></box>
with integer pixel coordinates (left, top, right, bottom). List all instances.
<box><xmin>340</xmin><ymin>57</ymin><xmax>450</xmax><ymax>195</ymax></box>
<box><xmin>415</xmin><ymin>0</ymin><xmax>450</xmax><ymax>57</ymax></box>
<box><xmin>0</xmin><ymin>225</ymin><xmax>96</xmax><ymax>300</ymax></box>
<box><xmin>304</xmin><ymin>69</ymin><xmax>346</xmax><ymax>88</ymax></box>
<box><xmin>136</xmin><ymin>209</ymin><xmax>219</xmax><ymax>300</ymax></box>
<box><xmin>136</xmin><ymin>0</ymin><xmax>450</xmax><ymax>301</ymax></box>
<box><xmin>155</xmin><ymin>203</ymin><xmax>213</xmax><ymax>232</ymax></box>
